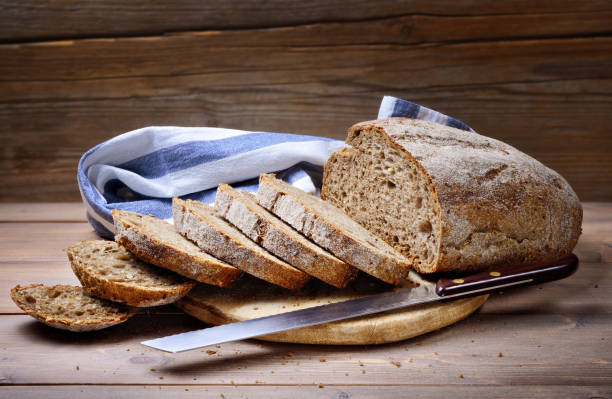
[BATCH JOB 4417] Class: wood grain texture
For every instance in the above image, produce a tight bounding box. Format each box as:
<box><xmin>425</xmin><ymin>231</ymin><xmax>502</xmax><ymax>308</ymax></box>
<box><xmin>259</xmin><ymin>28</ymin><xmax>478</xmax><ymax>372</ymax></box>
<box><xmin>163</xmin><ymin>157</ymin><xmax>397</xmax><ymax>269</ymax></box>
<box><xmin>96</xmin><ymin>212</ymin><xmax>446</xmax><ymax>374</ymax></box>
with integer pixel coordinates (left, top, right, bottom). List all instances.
<box><xmin>1</xmin><ymin>312</ymin><xmax>610</xmax><ymax>385</ymax></box>
<box><xmin>0</xmin><ymin>202</ymin><xmax>87</xmax><ymax>222</ymax></box>
<box><xmin>0</xmin><ymin>222</ymin><xmax>99</xmax><ymax>262</ymax></box>
<box><xmin>1</xmin><ymin>15</ymin><xmax>611</xmax><ymax>201</ymax></box>
<box><xmin>1</xmin><ymin>1</ymin><xmax>611</xmax><ymax>41</ymax></box>
<box><xmin>2</xmin><ymin>385</ymin><xmax>611</xmax><ymax>399</ymax></box>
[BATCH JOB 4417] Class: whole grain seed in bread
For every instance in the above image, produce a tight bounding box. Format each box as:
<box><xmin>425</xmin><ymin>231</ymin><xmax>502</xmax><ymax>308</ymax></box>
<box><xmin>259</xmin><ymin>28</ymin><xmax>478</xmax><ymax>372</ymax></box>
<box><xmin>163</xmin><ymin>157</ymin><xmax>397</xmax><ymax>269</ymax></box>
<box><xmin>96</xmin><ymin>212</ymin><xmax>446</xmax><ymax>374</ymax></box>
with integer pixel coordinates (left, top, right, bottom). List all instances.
<box><xmin>10</xmin><ymin>284</ymin><xmax>135</xmax><ymax>332</ymax></box>
<box><xmin>214</xmin><ymin>184</ymin><xmax>358</xmax><ymax>288</ymax></box>
<box><xmin>321</xmin><ymin>117</ymin><xmax>582</xmax><ymax>273</ymax></box>
<box><xmin>113</xmin><ymin>209</ymin><xmax>242</xmax><ymax>287</ymax></box>
<box><xmin>256</xmin><ymin>173</ymin><xmax>411</xmax><ymax>285</ymax></box>
<box><xmin>67</xmin><ymin>240</ymin><xmax>196</xmax><ymax>307</ymax></box>
<box><xmin>173</xmin><ymin>198</ymin><xmax>310</xmax><ymax>290</ymax></box>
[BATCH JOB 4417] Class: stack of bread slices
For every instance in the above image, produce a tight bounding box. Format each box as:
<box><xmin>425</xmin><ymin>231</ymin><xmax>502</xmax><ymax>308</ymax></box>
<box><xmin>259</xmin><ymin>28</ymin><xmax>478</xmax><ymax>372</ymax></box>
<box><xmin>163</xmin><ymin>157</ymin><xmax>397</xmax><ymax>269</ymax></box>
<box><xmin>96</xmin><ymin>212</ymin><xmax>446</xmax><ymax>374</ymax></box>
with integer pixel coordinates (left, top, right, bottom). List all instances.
<box><xmin>12</xmin><ymin>173</ymin><xmax>411</xmax><ymax>332</ymax></box>
<box><xmin>12</xmin><ymin>117</ymin><xmax>582</xmax><ymax>332</ymax></box>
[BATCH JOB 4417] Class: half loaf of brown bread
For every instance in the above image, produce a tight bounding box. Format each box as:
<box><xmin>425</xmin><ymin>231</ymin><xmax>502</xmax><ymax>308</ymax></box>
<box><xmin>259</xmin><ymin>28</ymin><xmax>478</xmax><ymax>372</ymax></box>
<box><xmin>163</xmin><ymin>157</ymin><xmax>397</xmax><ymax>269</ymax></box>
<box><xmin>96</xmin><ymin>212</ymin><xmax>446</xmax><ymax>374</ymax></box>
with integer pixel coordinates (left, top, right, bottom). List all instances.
<box><xmin>113</xmin><ymin>209</ymin><xmax>242</xmax><ymax>287</ymax></box>
<box><xmin>322</xmin><ymin>117</ymin><xmax>582</xmax><ymax>273</ymax></box>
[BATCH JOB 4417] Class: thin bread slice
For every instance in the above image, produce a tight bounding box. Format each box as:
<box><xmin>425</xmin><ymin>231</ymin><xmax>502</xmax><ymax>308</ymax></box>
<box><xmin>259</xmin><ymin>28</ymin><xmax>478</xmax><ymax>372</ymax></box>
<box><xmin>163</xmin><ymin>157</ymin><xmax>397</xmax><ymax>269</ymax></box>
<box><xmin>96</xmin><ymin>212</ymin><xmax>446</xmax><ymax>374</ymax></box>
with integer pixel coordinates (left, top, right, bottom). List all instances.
<box><xmin>257</xmin><ymin>173</ymin><xmax>411</xmax><ymax>285</ymax></box>
<box><xmin>173</xmin><ymin>198</ymin><xmax>310</xmax><ymax>290</ymax></box>
<box><xmin>215</xmin><ymin>184</ymin><xmax>358</xmax><ymax>288</ymax></box>
<box><xmin>113</xmin><ymin>209</ymin><xmax>242</xmax><ymax>287</ymax></box>
<box><xmin>67</xmin><ymin>240</ymin><xmax>196</xmax><ymax>307</ymax></box>
<box><xmin>11</xmin><ymin>284</ymin><xmax>135</xmax><ymax>332</ymax></box>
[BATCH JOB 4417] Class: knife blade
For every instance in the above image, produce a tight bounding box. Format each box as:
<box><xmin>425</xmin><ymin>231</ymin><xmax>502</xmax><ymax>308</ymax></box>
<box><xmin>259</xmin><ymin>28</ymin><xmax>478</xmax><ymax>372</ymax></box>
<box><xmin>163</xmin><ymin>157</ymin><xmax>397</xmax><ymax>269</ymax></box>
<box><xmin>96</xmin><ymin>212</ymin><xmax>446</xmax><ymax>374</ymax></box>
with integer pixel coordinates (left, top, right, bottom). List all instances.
<box><xmin>142</xmin><ymin>254</ymin><xmax>578</xmax><ymax>353</ymax></box>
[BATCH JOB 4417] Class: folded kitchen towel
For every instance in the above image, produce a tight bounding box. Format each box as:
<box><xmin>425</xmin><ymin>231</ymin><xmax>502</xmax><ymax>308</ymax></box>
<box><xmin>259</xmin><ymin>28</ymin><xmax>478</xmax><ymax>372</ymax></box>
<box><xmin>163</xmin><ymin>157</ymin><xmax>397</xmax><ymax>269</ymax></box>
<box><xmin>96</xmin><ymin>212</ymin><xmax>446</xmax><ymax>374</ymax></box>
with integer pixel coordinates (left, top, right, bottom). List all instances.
<box><xmin>78</xmin><ymin>96</ymin><xmax>472</xmax><ymax>238</ymax></box>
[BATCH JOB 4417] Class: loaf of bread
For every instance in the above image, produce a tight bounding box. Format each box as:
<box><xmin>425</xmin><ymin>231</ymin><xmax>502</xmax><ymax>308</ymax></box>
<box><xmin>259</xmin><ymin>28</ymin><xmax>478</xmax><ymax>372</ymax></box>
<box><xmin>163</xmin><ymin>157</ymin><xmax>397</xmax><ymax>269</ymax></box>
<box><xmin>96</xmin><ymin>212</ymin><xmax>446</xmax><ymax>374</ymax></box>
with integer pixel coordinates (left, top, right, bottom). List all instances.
<box><xmin>322</xmin><ymin>118</ymin><xmax>582</xmax><ymax>273</ymax></box>
<box><xmin>173</xmin><ymin>198</ymin><xmax>311</xmax><ymax>290</ymax></box>
<box><xmin>214</xmin><ymin>184</ymin><xmax>358</xmax><ymax>288</ymax></box>
<box><xmin>257</xmin><ymin>173</ymin><xmax>411</xmax><ymax>285</ymax></box>
<box><xmin>10</xmin><ymin>284</ymin><xmax>135</xmax><ymax>331</ymax></box>
<box><xmin>113</xmin><ymin>209</ymin><xmax>242</xmax><ymax>287</ymax></box>
<box><xmin>67</xmin><ymin>240</ymin><xmax>196</xmax><ymax>307</ymax></box>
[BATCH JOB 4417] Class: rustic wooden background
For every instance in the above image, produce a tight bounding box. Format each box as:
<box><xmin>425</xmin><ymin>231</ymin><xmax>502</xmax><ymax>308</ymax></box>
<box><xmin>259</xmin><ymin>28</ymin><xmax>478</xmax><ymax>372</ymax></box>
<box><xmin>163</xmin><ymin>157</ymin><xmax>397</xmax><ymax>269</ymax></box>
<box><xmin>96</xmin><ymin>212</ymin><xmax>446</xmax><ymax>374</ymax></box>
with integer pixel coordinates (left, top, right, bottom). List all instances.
<box><xmin>1</xmin><ymin>1</ymin><xmax>611</xmax><ymax>202</ymax></box>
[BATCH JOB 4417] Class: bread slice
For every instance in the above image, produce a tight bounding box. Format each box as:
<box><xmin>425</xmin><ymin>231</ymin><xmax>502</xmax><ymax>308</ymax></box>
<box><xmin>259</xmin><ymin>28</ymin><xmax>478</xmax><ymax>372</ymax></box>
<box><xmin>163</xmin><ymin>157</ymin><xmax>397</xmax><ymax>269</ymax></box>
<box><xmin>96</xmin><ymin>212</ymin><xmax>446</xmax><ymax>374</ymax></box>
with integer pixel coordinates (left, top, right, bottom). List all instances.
<box><xmin>173</xmin><ymin>198</ymin><xmax>310</xmax><ymax>290</ymax></box>
<box><xmin>113</xmin><ymin>209</ymin><xmax>242</xmax><ymax>287</ymax></box>
<box><xmin>11</xmin><ymin>284</ymin><xmax>135</xmax><ymax>332</ymax></box>
<box><xmin>67</xmin><ymin>240</ymin><xmax>196</xmax><ymax>307</ymax></box>
<box><xmin>321</xmin><ymin>117</ymin><xmax>583</xmax><ymax>273</ymax></box>
<box><xmin>256</xmin><ymin>173</ymin><xmax>411</xmax><ymax>285</ymax></box>
<box><xmin>214</xmin><ymin>184</ymin><xmax>358</xmax><ymax>288</ymax></box>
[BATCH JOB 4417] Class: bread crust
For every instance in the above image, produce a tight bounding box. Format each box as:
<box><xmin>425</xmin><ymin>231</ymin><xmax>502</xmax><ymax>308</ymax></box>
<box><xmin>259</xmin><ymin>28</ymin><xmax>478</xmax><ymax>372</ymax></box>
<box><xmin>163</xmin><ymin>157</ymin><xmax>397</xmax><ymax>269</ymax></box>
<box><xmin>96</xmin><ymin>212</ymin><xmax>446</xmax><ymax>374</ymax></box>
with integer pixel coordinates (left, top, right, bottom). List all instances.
<box><xmin>67</xmin><ymin>240</ymin><xmax>196</xmax><ymax>307</ymax></box>
<box><xmin>215</xmin><ymin>184</ymin><xmax>358</xmax><ymax>288</ymax></box>
<box><xmin>257</xmin><ymin>174</ymin><xmax>411</xmax><ymax>285</ymax></box>
<box><xmin>113</xmin><ymin>210</ymin><xmax>242</xmax><ymax>287</ymax></box>
<box><xmin>10</xmin><ymin>284</ymin><xmax>135</xmax><ymax>332</ymax></box>
<box><xmin>173</xmin><ymin>198</ymin><xmax>311</xmax><ymax>290</ymax></box>
<box><xmin>322</xmin><ymin>118</ymin><xmax>583</xmax><ymax>273</ymax></box>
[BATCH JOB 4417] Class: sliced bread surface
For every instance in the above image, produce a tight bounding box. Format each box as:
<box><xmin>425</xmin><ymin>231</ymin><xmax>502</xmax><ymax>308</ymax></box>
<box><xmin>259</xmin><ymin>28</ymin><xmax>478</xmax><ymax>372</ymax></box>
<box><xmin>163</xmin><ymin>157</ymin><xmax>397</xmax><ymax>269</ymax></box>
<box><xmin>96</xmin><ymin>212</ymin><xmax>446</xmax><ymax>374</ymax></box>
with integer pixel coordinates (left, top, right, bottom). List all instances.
<box><xmin>256</xmin><ymin>173</ymin><xmax>411</xmax><ymax>285</ymax></box>
<box><xmin>113</xmin><ymin>209</ymin><xmax>242</xmax><ymax>287</ymax></box>
<box><xmin>321</xmin><ymin>118</ymin><xmax>583</xmax><ymax>273</ymax></box>
<box><xmin>214</xmin><ymin>184</ymin><xmax>358</xmax><ymax>288</ymax></box>
<box><xmin>173</xmin><ymin>198</ymin><xmax>310</xmax><ymax>290</ymax></box>
<box><xmin>67</xmin><ymin>240</ymin><xmax>196</xmax><ymax>307</ymax></box>
<box><xmin>11</xmin><ymin>284</ymin><xmax>135</xmax><ymax>332</ymax></box>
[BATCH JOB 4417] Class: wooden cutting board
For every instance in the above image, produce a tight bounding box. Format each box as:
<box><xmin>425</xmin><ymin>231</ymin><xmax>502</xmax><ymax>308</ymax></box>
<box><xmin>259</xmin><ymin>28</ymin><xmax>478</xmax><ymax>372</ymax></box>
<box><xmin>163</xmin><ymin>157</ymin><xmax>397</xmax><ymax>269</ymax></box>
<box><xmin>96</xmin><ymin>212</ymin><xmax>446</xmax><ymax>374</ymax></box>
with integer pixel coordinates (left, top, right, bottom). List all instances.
<box><xmin>177</xmin><ymin>271</ymin><xmax>487</xmax><ymax>345</ymax></box>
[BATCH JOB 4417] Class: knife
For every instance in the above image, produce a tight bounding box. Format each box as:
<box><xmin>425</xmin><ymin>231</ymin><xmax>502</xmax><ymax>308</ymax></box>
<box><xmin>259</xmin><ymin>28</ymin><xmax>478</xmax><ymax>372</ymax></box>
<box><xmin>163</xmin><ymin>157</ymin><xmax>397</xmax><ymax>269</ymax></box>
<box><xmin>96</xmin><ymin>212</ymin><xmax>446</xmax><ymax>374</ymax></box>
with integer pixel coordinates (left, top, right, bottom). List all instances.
<box><xmin>142</xmin><ymin>254</ymin><xmax>578</xmax><ymax>353</ymax></box>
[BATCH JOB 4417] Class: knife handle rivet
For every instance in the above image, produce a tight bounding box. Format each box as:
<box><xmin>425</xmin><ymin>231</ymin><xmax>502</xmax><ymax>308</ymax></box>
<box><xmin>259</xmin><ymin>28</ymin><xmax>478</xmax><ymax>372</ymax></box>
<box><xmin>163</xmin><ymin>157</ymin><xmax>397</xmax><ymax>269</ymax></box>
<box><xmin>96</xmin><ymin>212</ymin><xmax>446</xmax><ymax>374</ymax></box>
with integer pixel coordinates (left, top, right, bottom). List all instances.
<box><xmin>489</xmin><ymin>271</ymin><xmax>501</xmax><ymax>277</ymax></box>
<box><xmin>452</xmin><ymin>278</ymin><xmax>464</xmax><ymax>284</ymax></box>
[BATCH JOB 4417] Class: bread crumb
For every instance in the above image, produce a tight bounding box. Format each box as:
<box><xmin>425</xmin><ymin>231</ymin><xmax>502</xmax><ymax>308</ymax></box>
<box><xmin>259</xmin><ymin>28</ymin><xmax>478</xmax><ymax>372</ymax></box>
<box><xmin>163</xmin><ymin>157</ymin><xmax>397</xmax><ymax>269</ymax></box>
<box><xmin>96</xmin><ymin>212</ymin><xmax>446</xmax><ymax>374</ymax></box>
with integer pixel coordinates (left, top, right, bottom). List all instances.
<box><xmin>361</xmin><ymin>370</ymin><xmax>366</xmax><ymax>374</ymax></box>
<box><xmin>126</xmin><ymin>348</ymin><xmax>130</xmax><ymax>351</ymax></box>
<box><xmin>185</xmin><ymin>389</ymin><xmax>189</xmax><ymax>391</ymax></box>
<box><xmin>319</xmin><ymin>359</ymin><xmax>326</xmax><ymax>362</ymax></box>
<box><xmin>253</xmin><ymin>307</ymin><xmax>259</xmax><ymax>310</ymax></box>
<box><xmin>220</xmin><ymin>394</ymin><xmax>225</xmax><ymax>398</ymax></box>
<box><xmin>358</xmin><ymin>361</ymin><xmax>364</xmax><ymax>366</ymax></box>
<box><xmin>498</xmin><ymin>352</ymin><xmax>503</xmax><ymax>358</ymax></box>
<box><xmin>318</xmin><ymin>383</ymin><xmax>324</xmax><ymax>388</ymax></box>
<box><xmin>391</xmin><ymin>361</ymin><xmax>401</xmax><ymax>368</ymax></box>
<box><xmin>287</xmin><ymin>352</ymin><xmax>294</xmax><ymax>357</ymax></box>
<box><xmin>206</xmin><ymin>350</ymin><xmax>217</xmax><ymax>355</ymax></box>
<box><xmin>459</xmin><ymin>374</ymin><xmax>464</xmax><ymax>379</ymax></box>
<box><xmin>159</xmin><ymin>376</ymin><xmax>164</xmax><ymax>380</ymax></box>
<box><xmin>150</xmin><ymin>368</ymin><xmax>156</xmax><ymax>372</ymax></box>
<box><xmin>409</xmin><ymin>358</ymin><xmax>413</xmax><ymax>363</ymax></box>
<box><xmin>76</xmin><ymin>365</ymin><xmax>79</xmax><ymax>371</ymax></box>
<box><xmin>345</xmin><ymin>373</ymin><xmax>349</xmax><ymax>376</ymax></box>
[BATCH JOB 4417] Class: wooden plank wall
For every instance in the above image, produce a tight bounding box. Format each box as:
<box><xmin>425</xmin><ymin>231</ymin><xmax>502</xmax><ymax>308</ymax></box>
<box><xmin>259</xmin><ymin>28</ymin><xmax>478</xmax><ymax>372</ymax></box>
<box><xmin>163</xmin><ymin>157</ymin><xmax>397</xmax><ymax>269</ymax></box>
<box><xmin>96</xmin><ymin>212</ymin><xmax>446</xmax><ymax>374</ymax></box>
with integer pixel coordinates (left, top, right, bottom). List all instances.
<box><xmin>1</xmin><ymin>1</ymin><xmax>611</xmax><ymax>201</ymax></box>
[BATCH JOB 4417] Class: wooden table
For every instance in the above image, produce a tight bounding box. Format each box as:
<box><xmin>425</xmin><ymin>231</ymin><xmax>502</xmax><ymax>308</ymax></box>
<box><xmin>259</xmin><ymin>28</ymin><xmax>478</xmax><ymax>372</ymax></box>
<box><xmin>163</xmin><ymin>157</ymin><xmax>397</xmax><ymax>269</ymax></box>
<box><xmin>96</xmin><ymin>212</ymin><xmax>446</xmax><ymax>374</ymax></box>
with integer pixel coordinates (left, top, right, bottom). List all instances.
<box><xmin>1</xmin><ymin>202</ymin><xmax>610</xmax><ymax>398</ymax></box>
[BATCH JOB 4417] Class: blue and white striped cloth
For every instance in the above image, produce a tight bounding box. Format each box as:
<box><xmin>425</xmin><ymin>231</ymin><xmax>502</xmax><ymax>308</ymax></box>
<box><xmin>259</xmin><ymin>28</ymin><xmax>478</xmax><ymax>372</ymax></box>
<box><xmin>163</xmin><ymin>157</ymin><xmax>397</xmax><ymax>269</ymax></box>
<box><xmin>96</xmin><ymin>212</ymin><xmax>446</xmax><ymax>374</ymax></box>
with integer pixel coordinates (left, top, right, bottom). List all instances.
<box><xmin>79</xmin><ymin>96</ymin><xmax>472</xmax><ymax>238</ymax></box>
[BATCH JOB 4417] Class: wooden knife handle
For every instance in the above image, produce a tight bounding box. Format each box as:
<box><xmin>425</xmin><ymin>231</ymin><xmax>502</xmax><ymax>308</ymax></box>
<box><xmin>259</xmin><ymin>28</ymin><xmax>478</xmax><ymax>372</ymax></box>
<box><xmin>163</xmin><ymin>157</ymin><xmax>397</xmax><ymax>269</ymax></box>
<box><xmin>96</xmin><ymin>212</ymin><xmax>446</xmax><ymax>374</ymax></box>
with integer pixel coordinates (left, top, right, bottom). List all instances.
<box><xmin>435</xmin><ymin>254</ymin><xmax>579</xmax><ymax>297</ymax></box>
